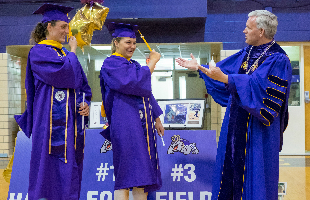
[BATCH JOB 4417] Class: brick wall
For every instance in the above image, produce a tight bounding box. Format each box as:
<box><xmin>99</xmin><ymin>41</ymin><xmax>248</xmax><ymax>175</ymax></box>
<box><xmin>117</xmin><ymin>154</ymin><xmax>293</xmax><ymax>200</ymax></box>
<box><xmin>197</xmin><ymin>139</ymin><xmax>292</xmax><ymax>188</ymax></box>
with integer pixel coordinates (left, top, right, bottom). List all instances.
<box><xmin>0</xmin><ymin>53</ymin><xmax>22</xmax><ymax>157</ymax></box>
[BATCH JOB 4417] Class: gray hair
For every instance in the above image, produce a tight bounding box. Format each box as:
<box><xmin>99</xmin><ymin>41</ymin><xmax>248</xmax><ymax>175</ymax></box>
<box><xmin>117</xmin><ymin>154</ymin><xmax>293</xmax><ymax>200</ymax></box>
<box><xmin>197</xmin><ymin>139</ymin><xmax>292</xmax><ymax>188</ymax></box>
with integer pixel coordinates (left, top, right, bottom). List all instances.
<box><xmin>248</xmin><ymin>10</ymin><xmax>278</xmax><ymax>40</ymax></box>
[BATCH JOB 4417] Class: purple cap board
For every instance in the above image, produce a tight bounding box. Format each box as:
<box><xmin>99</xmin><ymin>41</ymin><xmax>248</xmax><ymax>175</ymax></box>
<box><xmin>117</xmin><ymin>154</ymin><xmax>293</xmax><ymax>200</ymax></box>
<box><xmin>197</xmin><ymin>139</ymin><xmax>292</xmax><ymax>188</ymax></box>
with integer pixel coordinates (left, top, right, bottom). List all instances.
<box><xmin>33</xmin><ymin>3</ymin><xmax>74</xmax><ymax>23</ymax></box>
<box><xmin>107</xmin><ymin>22</ymin><xmax>139</xmax><ymax>38</ymax></box>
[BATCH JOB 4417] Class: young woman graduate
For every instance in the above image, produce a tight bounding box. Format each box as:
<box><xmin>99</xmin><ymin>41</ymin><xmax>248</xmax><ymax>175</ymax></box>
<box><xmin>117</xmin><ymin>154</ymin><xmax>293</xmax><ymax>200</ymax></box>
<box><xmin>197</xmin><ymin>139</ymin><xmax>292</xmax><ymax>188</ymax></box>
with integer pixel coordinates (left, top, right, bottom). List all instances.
<box><xmin>14</xmin><ymin>3</ymin><xmax>92</xmax><ymax>200</ymax></box>
<box><xmin>100</xmin><ymin>23</ymin><xmax>165</xmax><ymax>200</ymax></box>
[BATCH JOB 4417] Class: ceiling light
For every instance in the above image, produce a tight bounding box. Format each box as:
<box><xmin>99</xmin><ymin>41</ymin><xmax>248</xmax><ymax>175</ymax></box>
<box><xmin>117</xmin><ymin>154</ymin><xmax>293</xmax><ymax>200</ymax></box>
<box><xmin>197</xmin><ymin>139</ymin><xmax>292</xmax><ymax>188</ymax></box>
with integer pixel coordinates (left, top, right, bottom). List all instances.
<box><xmin>92</xmin><ymin>46</ymin><xmax>111</xmax><ymax>50</ymax></box>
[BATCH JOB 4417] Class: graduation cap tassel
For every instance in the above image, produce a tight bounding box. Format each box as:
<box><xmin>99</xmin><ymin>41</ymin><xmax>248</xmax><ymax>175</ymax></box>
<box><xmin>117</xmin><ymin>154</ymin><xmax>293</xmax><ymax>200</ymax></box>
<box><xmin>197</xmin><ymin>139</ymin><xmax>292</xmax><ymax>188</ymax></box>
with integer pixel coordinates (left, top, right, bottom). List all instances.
<box><xmin>138</xmin><ymin>30</ymin><xmax>152</xmax><ymax>52</ymax></box>
<box><xmin>67</xmin><ymin>14</ymin><xmax>72</xmax><ymax>42</ymax></box>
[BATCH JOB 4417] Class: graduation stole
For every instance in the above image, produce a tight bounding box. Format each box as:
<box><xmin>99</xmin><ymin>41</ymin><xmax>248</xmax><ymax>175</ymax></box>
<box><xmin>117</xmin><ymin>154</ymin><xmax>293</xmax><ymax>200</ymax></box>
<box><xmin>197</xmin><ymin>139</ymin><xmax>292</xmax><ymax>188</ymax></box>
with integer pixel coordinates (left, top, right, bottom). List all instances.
<box><xmin>40</xmin><ymin>40</ymin><xmax>78</xmax><ymax>163</ymax></box>
<box><xmin>49</xmin><ymin>87</ymin><xmax>70</xmax><ymax>163</ymax></box>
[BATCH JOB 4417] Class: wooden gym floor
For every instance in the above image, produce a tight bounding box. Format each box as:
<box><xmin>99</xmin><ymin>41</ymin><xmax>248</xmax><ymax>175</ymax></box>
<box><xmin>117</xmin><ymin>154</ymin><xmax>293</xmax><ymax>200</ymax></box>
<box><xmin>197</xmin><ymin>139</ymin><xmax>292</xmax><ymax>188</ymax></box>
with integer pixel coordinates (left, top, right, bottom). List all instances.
<box><xmin>1</xmin><ymin>156</ymin><xmax>310</xmax><ymax>200</ymax></box>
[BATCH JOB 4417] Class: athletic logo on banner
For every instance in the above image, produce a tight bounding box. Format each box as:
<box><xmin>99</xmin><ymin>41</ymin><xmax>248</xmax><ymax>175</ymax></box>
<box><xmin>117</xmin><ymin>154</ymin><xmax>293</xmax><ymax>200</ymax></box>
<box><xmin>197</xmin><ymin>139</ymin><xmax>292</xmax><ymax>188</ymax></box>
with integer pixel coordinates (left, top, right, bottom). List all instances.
<box><xmin>100</xmin><ymin>139</ymin><xmax>112</xmax><ymax>153</ymax></box>
<box><xmin>167</xmin><ymin>135</ymin><xmax>199</xmax><ymax>155</ymax></box>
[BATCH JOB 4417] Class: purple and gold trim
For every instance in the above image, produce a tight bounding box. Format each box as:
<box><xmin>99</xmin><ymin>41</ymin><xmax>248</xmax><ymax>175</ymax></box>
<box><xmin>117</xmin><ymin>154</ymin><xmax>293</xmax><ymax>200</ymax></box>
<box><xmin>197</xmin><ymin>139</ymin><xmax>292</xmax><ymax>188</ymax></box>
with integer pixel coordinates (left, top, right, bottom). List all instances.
<box><xmin>49</xmin><ymin>86</ymin><xmax>54</xmax><ymax>154</ymax></box>
<box><xmin>64</xmin><ymin>89</ymin><xmax>69</xmax><ymax>163</ymax></box>
<box><xmin>268</xmin><ymin>75</ymin><xmax>288</xmax><ymax>88</ymax></box>
<box><xmin>263</xmin><ymin>98</ymin><xmax>281</xmax><ymax>116</ymax></box>
<box><xmin>143</xmin><ymin>97</ymin><xmax>151</xmax><ymax>160</ymax></box>
<box><xmin>266</xmin><ymin>87</ymin><xmax>285</xmax><ymax>102</ymax></box>
<box><xmin>260</xmin><ymin>108</ymin><xmax>274</xmax><ymax>126</ymax></box>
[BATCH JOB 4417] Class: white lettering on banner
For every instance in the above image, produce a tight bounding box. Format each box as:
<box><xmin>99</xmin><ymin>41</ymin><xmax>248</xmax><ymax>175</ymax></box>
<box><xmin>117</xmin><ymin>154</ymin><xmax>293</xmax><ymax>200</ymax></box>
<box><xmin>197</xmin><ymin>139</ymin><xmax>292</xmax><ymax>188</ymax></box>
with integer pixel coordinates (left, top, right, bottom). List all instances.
<box><xmin>156</xmin><ymin>191</ymin><xmax>211</xmax><ymax>200</ymax></box>
<box><xmin>96</xmin><ymin>163</ymin><xmax>114</xmax><ymax>181</ymax></box>
<box><xmin>87</xmin><ymin>191</ymin><xmax>113</xmax><ymax>200</ymax></box>
<box><xmin>183</xmin><ymin>164</ymin><xmax>196</xmax><ymax>182</ymax></box>
<box><xmin>9</xmin><ymin>193</ymin><xmax>28</xmax><ymax>200</ymax></box>
<box><xmin>200</xmin><ymin>191</ymin><xmax>212</xmax><ymax>200</ymax></box>
<box><xmin>176</xmin><ymin>192</ymin><xmax>191</xmax><ymax>200</ymax></box>
<box><xmin>171</xmin><ymin>164</ymin><xmax>196</xmax><ymax>182</ymax></box>
<box><xmin>171</xmin><ymin>164</ymin><xmax>184</xmax><ymax>181</ymax></box>
<box><xmin>87</xmin><ymin>191</ymin><xmax>98</xmax><ymax>200</ymax></box>
<box><xmin>100</xmin><ymin>191</ymin><xmax>112</xmax><ymax>200</ymax></box>
<box><xmin>109</xmin><ymin>165</ymin><xmax>115</xmax><ymax>181</ymax></box>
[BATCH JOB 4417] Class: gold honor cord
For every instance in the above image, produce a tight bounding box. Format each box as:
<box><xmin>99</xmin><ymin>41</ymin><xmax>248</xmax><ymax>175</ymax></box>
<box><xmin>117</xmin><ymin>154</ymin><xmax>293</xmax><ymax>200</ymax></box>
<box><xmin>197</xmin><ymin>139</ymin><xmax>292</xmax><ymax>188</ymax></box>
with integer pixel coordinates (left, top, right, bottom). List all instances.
<box><xmin>75</xmin><ymin>90</ymin><xmax>77</xmax><ymax>150</ymax></box>
<box><xmin>64</xmin><ymin>89</ymin><xmax>70</xmax><ymax>163</ymax></box>
<box><xmin>148</xmin><ymin>98</ymin><xmax>159</xmax><ymax>169</ymax></box>
<box><xmin>241</xmin><ymin>114</ymin><xmax>251</xmax><ymax>200</ymax></box>
<box><xmin>49</xmin><ymin>86</ymin><xmax>55</xmax><ymax>154</ymax></box>
<box><xmin>83</xmin><ymin>128</ymin><xmax>86</xmax><ymax>154</ymax></box>
<box><xmin>138</xmin><ymin>30</ymin><xmax>152</xmax><ymax>52</ymax></box>
<box><xmin>143</xmin><ymin>97</ymin><xmax>151</xmax><ymax>159</ymax></box>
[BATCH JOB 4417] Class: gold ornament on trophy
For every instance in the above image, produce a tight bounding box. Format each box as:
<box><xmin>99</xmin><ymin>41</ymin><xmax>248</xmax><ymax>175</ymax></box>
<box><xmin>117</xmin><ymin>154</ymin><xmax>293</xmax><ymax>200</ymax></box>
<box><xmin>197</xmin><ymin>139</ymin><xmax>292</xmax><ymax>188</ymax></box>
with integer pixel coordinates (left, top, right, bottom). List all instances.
<box><xmin>69</xmin><ymin>0</ymin><xmax>109</xmax><ymax>51</ymax></box>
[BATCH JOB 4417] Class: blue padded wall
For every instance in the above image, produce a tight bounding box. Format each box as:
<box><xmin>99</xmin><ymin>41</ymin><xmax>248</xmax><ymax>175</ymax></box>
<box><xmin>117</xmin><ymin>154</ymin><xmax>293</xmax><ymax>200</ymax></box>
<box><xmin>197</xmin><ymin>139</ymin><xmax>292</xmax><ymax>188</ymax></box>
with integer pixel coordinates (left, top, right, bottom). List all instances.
<box><xmin>1</xmin><ymin>0</ymin><xmax>310</xmax><ymax>52</ymax></box>
<box><xmin>0</xmin><ymin>0</ymin><xmax>207</xmax><ymax>53</ymax></box>
<box><xmin>204</xmin><ymin>12</ymin><xmax>310</xmax><ymax>50</ymax></box>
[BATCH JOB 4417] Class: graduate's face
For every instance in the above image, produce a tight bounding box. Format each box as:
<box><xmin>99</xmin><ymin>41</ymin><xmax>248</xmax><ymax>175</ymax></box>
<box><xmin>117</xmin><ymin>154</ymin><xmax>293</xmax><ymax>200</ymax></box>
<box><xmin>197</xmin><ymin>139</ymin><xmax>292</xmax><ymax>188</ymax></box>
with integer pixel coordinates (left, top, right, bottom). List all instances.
<box><xmin>243</xmin><ymin>17</ymin><xmax>263</xmax><ymax>46</ymax></box>
<box><xmin>46</xmin><ymin>21</ymin><xmax>70</xmax><ymax>43</ymax></box>
<box><xmin>115</xmin><ymin>37</ymin><xmax>137</xmax><ymax>59</ymax></box>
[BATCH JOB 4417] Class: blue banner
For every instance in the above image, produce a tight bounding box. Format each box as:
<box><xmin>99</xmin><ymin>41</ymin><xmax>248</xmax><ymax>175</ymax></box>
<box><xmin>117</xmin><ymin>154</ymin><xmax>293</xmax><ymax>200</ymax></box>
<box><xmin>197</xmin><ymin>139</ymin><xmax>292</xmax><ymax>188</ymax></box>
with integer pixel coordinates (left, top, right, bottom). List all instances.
<box><xmin>7</xmin><ymin>132</ymin><xmax>31</xmax><ymax>200</ymax></box>
<box><xmin>8</xmin><ymin>130</ymin><xmax>216</xmax><ymax>200</ymax></box>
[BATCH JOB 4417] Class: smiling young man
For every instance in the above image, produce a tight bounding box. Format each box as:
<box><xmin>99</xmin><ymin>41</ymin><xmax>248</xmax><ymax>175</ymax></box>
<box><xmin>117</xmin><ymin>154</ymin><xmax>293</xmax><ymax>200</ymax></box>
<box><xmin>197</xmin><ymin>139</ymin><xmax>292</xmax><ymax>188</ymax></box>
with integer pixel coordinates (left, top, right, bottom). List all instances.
<box><xmin>176</xmin><ymin>10</ymin><xmax>292</xmax><ymax>200</ymax></box>
<box><xmin>15</xmin><ymin>4</ymin><xmax>92</xmax><ymax>200</ymax></box>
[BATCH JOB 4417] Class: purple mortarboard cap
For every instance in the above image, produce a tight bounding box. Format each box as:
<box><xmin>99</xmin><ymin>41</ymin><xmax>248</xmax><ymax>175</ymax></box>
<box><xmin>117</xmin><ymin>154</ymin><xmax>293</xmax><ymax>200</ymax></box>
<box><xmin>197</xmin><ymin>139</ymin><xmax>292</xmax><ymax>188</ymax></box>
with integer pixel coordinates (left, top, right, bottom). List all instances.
<box><xmin>107</xmin><ymin>22</ymin><xmax>138</xmax><ymax>38</ymax></box>
<box><xmin>33</xmin><ymin>3</ymin><xmax>74</xmax><ymax>23</ymax></box>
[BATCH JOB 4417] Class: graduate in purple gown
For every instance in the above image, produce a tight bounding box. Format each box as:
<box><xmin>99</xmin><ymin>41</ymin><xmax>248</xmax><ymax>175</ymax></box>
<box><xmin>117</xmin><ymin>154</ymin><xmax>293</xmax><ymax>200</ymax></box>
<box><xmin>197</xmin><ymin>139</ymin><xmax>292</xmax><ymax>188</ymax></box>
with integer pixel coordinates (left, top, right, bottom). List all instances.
<box><xmin>100</xmin><ymin>23</ymin><xmax>165</xmax><ymax>200</ymax></box>
<box><xmin>176</xmin><ymin>10</ymin><xmax>292</xmax><ymax>200</ymax></box>
<box><xmin>14</xmin><ymin>4</ymin><xmax>92</xmax><ymax>200</ymax></box>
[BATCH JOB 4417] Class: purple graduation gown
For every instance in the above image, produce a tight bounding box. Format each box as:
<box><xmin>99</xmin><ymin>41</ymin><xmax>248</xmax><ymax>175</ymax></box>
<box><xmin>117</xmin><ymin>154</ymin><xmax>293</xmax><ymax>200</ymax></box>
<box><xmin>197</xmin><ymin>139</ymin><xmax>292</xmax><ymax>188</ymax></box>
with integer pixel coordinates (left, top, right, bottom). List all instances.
<box><xmin>14</xmin><ymin>42</ymin><xmax>92</xmax><ymax>200</ymax></box>
<box><xmin>199</xmin><ymin>41</ymin><xmax>292</xmax><ymax>200</ymax></box>
<box><xmin>100</xmin><ymin>55</ymin><xmax>162</xmax><ymax>192</ymax></box>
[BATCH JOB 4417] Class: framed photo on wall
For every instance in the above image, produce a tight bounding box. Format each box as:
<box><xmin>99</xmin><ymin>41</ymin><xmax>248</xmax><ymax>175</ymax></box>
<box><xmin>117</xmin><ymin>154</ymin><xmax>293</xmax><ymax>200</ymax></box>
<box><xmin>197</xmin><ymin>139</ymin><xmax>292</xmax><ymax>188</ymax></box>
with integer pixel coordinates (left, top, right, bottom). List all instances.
<box><xmin>157</xmin><ymin>99</ymin><xmax>206</xmax><ymax>129</ymax></box>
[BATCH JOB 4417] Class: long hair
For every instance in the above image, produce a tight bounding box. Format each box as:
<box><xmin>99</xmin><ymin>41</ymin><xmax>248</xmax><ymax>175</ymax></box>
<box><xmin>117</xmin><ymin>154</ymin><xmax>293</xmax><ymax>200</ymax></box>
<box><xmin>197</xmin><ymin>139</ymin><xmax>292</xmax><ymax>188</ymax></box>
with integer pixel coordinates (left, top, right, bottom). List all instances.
<box><xmin>30</xmin><ymin>20</ymin><xmax>57</xmax><ymax>44</ymax></box>
<box><xmin>111</xmin><ymin>37</ymin><xmax>123</xmax><ymax>54</ymax></box>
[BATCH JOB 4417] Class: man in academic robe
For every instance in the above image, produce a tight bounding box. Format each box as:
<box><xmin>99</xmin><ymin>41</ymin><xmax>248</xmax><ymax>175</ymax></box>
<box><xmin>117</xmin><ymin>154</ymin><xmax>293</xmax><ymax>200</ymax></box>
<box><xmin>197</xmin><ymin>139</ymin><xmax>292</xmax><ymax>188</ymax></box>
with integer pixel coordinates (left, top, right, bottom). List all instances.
<box><xmin>176</xmin><ymin>10</ymin><xmax>292</xmax><ymax>200</ymax></box>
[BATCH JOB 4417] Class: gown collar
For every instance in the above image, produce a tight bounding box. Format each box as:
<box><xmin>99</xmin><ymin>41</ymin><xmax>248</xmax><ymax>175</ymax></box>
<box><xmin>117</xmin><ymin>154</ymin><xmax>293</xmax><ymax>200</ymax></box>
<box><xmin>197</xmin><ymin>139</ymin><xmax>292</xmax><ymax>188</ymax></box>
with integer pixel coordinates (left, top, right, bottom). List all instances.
<box><xmin>112</xmin><ymin>52</ymin><xmax>131</xmax><ymax>61</ymax></box>
<box><xmin>38</xmin><ymin>40</ymin><xmax>63</xmax><ymax>49</ymax></box>
<box><xmin>247</xmin><ymin>40</ymin><xmax>275</xmax><ymax>58</ymax></box>
<box><xmin>251</xmin><ymin>40</ymin><xmax>274</xmax><ymax>51</ymax></box>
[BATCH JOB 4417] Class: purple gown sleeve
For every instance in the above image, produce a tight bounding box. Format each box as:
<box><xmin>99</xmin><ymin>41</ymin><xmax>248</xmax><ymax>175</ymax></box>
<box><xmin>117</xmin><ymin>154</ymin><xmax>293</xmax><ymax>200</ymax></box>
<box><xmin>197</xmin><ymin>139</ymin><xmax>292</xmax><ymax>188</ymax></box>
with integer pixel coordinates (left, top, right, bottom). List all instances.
<box><xmin>76</xmin><ymin>69</ymin><xmax>92</xmax><ymax>106</ymax></box>
<box><xmin>29</xmin><ymin>45</ymin><xmax>83</xmax><ymax>89</ymax></box>
<box><xmin>198</xmin><ymin>49</ymin><xmax>245</xmax><ymax>107</ymax></box>
<box><xmin>76</xmin><ymin>69</ymin><xmax>92</xmax><ymax>126</ymax></box>
<box><xmin>101</xmin><ymin>56</ymin><xmax>152</xmax><ymax>97</ymax></box>
<box><xmin>227</xmin><ymin>53</ymin><xmax>292</xmax><ymax>126</ymax></box>
<box><xmin>150</xmin><ymin>94</ymin><xmax>163</xmax><ymax>119</ymax></box>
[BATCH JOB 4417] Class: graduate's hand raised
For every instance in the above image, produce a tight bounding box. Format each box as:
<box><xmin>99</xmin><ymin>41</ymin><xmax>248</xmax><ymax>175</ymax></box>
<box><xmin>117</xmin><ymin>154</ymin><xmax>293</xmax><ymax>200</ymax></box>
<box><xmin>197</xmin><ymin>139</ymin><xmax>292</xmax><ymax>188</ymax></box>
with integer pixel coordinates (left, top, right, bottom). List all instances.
<box><xmin>198</xmin><ymin>62</ymin><xmax>228</xmax><ymax>84</ymax></box>
<box><xmin>147</xmin><ymin>50</ymin><xmax>161</xmax><ymax>74</ymax></box>
<box><xmin>69</xmin><ymin>36</ymin><xmax>77</xmax><ymax>54</ymax></box>
<box><xmin>149</xmin><ymin>50</ymin><xmax>161</xmax><ymax>62</ymax></box>
<box><xmin>78</xmin><ymin>102</ymin><xmax>89</xmax><ymax>116</ymax></box>
<box><xmin>155</xmin><ymin>117</ymin><xmax>165</xmax><ymax>137</ymax></box>
<box><xmin>175</xmin><ymin>53</ymin><xmax>199</xmax><ymax>70</ymax></box>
